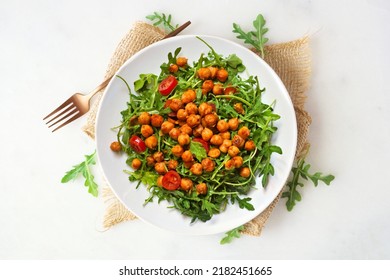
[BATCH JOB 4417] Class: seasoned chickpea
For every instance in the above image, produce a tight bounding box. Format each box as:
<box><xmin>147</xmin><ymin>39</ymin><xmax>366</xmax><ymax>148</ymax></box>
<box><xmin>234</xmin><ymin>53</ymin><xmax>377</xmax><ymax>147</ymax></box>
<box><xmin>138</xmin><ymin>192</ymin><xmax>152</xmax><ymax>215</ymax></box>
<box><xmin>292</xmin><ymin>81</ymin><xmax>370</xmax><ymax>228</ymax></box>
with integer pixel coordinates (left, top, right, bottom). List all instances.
<box><xmin>210</xmin><ymin>134</ymin><xmax>223</xmax><ymax>146</ymax></box>
<box><xmin>179</xmin><ymin>124</ymin><xmax>193</xmax><ymax>135</ymax></box>
<box><xmin>131</xmin><ymin>158</ymin><xmax>142</xmax><ymax>170</ymax></box>
<box><xmin>228</xmin><ymin>118</ymin><xmax>239</xmax><ymax>131</ymax></box>
<box><xmin>225</xmin><ymin>159</ymin><xmax>235</xmax><ymax>170</ymax></box>
<box><xmin>202</xmin><ymin>80</ymin><xmax>214</xmax><ymax>93</ymax></box>
<box><xmin>157</xmin><ymin>175</ymin><xmax>164</xmax><ymax>186</ymax></box>
<box><xmin>161</xmin><ymin>121</ymin><xmax>174</xmax><ymax>134</ymax></box>
<box><xmin>167</xmin><ymin>159</ymin><xmax>178</xmax><ymax>170</ymax></box>
<box><xmin>169</xmin><ymin>98</ymin><xmax>183</xmax><ymax>112</ymax></box>
<box><xmin>190</xmin><ymin>163</ymin><xmax>203</xmax><ymax>175</ymax></box>
<box><xmin>150</xmin><ymin>114</ymin><xmax>164</xmax><ymax>127</ymax></box>
<box><xmin>208</xmin><ymin>67</ymin><xmax>218</xmax><ymax>79</ymax></box>
<box><xmin>228</xmin><ymin>145</ymin><xmax>240</xmax><ymax>157</ymax></box>
<box><xmin>186</xmin><ymin>114</ymin><xmax>201</xmax><ymax>127</ymax></box>
<box><xmin>224</xmin><ymin>85</ymin><xmax>237</xmax><ymax>95</ymax></box>
<box><xmin>138</xmin><ymin>112</ymin><xmax>151</xmax><ymax>125</ymax></box>
<box><xmin>238</xmin><ymin>126</ymin><xmax>250</xmax><ymax>140</ymax></box>
<box><xmin>176</xmin><ymin>57</ymin><xmax>188</xmax><ymax>67</ymax></box>
<box><xmin>171</xmin><ymin>145</ymin><xmax>184</xmax><ymax>157</ymax></box>
<box><xmin>240</xmin><ymin>167</ymin><xmax>251</xmax><ymax>178</ymax></box>
<box><xmin>185</xmin><ymin>102</ymin><xmax>198</xmax><ymax>115</ymax></box>
<box><xmin>212</xmin><ymin>83</ymin><xmax>224</xmax><ymax>95</ymax></box>
<box><xmin>203</xmin><ymin>113</ymin><xmax>219</xmax><ymax>128</ymax></box>
<box><xmin>176</xmin><ymin>109</ymin><xmax>188</xmax><ymax>121</ymax></box>
<box><xmin>201</xmin><ymin>158</ymin><xmax>215</xmax><ymax>172</ymax></box>
<box><xmin>216</xmin><ymin>68</ymin><xmax>229</xmax><ymax>82</ymax></box>
<box><xmin>208</xmin><ymin>148</ymin><xmax>221</xmax><ymax>158</ymax></box>
<box><xmin>181</xmin><ymin>150</ymin><xmax>194</xmax><ymax>162</ymax></box>
<box><xmin>153</xmin><ymin>151</ymin><xmax>164</xmax><ymax>162</ymax></box>
<box><xmin>169</xmin><ymin>64</ymin><xmax>178</xmax><ymax>73</ymax></box>
<box><xmin>234</xmin><ymin>103</ymin><xmax>245</xmax><ymax>114</ymax></box>
<box><xmin>110</xmin><ymin>141</ymin><xmax>121</xmax><ymax>152</ymax></box>
<box><xmin>232</xmin><ymin>134</ymin><xmax>245</xmax><ymax>148</ymax></box>
<box><xmin>129</xmin><ymin>115</ymin><xmax>139</xmax><ymax>126</ymax></box>
<box><xmin>146</xmin><ymin>156</ymin><xmax>155</xmax><ymax>166</ymax></box>
<box><xmin>197</xmin><ymin>67</ymin><xmax>211</xmax><ymax>80</ymax></box>
<box><xmin>219</xmin><ymin>131</ymin><xmax>231</xmax><ymax>140</ymax></box>
<box><xmin>201</xmin><ymin>127</ymin><xmax>213</xmax><ymax>141</ymax></box>
<box><xmin>169</xmin><ymin>127</ymin><xmax>181</xmax><ymax>140</ymax></box>
<box><xmin>181</xmin><ymin>89</ymin><xmax>196</xmax><ymax>104</ymax></box>
<box><xmin>183</xmin><ymin>160</ymin><xmax>194</xmax><ymax>169</ymax></box>
<box><xmin>232</xmin><ymin>156</ymin><xmax>243</xmax><ymax>168</ymax></box>
<box><xmin>154</xmin><ymin>162</ymin><xmax>167</xmax><ymax>174</ymax></box>
<box><xmin>180</xmin><ymin>178</ymin><xmax>193</xmax><ymax>192</ymax></box>
<box><xmin>219</xmin><ymin>139</ymin><xmax>232</xmax><ymax>153</ymax></box>
<box><xmin>145</xmin><ymin>135</ymin><xmax>158</xmax><ymax>149</ymax></box>
<box><xmin>141</xmin><ymin>124</ymin><xmax>154</xmax><ymax>138</ymax></box>
<box><xmin>193</xmin><ymin>124</ymin><xmax>204</xmax><ymax>137</ymax></box>
<box><xmin>178</xmin><ymin>133</ymin><xmax>191</xmax><ymax>146</ymax></box>
<box><xmin>198</xmin><ymin>102</ymin><xmax>213</xmax><ymax>117</ymax></box>
<box><xmin>217</xmin><ymin>120</ymin><xmax>229</xmax><ymax>132</ymax></box>
<box><xmin>196</xmin><ymin>183</ymin><xmax>208</xmax><ymax>195</ymax></box>
<box><xmin>244</xmin><ymin>140</ymin><xmax>256</xmax><ymax>151</ymax></box>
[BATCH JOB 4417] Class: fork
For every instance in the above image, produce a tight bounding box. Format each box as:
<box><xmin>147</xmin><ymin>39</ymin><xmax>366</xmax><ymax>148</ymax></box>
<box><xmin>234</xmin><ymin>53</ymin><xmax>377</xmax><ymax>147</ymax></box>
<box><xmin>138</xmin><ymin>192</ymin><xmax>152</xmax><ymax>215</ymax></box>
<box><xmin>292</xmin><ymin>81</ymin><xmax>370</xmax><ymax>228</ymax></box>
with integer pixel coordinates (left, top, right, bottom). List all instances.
<box><xmin>44</xmin><ymin>20</ymin><xmax>191</xmax><ymax>132</ymax></box>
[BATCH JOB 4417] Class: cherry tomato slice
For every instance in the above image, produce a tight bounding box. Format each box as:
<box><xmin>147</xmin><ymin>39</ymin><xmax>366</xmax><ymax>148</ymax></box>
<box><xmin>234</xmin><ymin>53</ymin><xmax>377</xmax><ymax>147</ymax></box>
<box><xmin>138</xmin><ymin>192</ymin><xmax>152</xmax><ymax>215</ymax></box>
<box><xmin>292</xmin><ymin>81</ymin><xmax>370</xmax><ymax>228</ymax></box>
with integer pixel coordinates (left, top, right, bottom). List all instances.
<box><xmin>162</xmin><ymin>170</ymin><xmax>182</xmax><ymax>191</ymax></box>
<box><xmin>129</xmin><ymin>135</ymin><xmax>146</xmax><ymax>153</ymax></box>
<box><xmin>158</xmin><ymin>75</ymin><xmax>178</xmax><ymax>96</ymax></box>
<box><xmin>192</xmin><ymin>138</ymin><xmax>210</xmax><ymax>153</ymax></box>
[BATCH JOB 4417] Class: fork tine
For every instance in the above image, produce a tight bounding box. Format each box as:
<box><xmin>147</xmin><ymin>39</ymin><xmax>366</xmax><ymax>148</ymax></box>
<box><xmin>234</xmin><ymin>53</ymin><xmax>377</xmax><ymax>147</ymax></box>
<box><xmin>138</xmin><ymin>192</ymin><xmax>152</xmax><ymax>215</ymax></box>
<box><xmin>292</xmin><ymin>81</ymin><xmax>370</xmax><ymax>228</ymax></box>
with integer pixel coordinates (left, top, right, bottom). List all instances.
<box><xmin>47</xmin><ymin>106</ymin><xmax>79</xmax><ymax>128</ymax></box>
<box><xmin>51</xmin><ymin>111</ymin><xmax>83</xmax><ymax>132</ymax></box>
<box><xmin>43</xmin><ymin>96</ymin><xmax>74</xmax><ymax>121</ymax></box>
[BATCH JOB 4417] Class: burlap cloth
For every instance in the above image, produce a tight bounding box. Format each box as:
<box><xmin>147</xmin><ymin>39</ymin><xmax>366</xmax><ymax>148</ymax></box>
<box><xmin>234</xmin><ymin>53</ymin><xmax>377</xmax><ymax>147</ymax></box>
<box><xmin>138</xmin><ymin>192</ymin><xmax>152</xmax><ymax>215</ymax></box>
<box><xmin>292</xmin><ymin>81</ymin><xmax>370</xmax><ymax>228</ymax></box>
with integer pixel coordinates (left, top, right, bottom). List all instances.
<box><xmin>83</xmin><ymin>22</ymin><xmax>312</xmax><ymax>236</ymax></box>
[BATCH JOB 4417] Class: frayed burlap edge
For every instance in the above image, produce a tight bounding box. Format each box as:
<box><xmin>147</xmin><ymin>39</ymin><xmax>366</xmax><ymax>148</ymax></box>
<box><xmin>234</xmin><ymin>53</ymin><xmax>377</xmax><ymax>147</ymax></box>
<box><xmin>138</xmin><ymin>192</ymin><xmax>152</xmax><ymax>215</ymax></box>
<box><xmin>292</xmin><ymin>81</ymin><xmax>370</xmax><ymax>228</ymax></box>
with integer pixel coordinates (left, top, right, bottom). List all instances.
<box><xmin>83</xmin><ymin>23</ymin><xmax>312</xmax><ymax>236</ymax></box>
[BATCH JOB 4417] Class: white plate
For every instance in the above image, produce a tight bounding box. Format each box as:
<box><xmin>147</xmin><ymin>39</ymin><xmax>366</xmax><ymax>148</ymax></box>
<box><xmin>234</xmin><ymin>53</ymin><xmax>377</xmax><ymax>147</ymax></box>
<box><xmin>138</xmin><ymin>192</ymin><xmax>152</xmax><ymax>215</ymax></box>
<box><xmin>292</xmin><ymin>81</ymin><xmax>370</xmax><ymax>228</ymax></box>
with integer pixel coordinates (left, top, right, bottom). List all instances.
<box><xmin>95</xmin><ymin>35</ymin><xmax>297</xmax><ymax>235</ymax></box>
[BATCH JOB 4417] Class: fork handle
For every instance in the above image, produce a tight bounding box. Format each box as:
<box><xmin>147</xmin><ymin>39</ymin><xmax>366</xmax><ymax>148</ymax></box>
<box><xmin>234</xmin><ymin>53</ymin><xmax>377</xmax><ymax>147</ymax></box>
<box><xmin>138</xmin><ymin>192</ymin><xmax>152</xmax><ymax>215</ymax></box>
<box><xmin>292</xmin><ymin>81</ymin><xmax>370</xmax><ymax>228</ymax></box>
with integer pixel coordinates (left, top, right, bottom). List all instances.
<box><xmin>85</xmin><ymin>75</ymin><xmax>113</xmax><ymax>99</ymax></box>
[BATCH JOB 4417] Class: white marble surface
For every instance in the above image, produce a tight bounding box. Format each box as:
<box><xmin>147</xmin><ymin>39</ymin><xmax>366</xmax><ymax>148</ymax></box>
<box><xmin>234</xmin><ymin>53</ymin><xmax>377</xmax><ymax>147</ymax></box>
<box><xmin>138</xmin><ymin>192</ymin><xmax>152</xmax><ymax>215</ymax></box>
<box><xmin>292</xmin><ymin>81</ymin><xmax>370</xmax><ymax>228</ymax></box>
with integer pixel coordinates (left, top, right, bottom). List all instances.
<box><xmin>1</xmin><ymin>0</ymin><xmax>389</xmax><ymax>259</ymax></box>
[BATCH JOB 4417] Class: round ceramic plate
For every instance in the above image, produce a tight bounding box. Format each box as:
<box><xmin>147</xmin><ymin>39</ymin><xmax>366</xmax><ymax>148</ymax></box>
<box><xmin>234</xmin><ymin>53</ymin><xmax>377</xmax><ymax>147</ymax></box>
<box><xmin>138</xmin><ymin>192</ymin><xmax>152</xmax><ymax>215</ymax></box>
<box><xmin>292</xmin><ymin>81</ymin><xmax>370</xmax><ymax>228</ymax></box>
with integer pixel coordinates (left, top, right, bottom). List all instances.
<box><xmin>95</xmin><ymin>35</ymin><xmax>297</xmax><ymax>235</ymax></box>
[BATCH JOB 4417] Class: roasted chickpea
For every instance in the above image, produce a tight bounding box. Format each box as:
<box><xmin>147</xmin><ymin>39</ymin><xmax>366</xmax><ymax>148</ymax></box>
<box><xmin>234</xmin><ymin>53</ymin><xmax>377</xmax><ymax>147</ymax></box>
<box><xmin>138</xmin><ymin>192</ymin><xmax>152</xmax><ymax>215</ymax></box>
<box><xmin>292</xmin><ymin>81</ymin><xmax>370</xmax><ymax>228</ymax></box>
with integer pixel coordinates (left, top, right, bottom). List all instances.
<box><xmin>234</xmin><ymin>103</ymin><xmax>245</xmax><ymax>114</ymax></box>
<box><xmin>169</xmin><ymin>127</ymin><xmax>181</xmax><ymax>140</ymax></box>
<box><xmin>138</xmin><ymin>112</ymin><xmax>151</xmax><ymax>125</ymax></box>
<box><xmin>131</xmin><ymin>158</ymin><xmax>142</xmax><ymax>170</ymax></box>
<box><xmin>244</xmin><ymin>140</ymin><xmax>256</xmax><ymax>151</ymax></box>
<box><xmin>176</xmin><ymin>109</ymin><xmax>188</xmax><ymax>121</ymax></box>
<box><xmin>193</xmin><ymin>124</ymin><xmax>204</xmax><ymax>137</ymax></box>
<box><xmin>176</xmin><ymin>57</ymin><xmax>188</xmax><ymax>67</ymax></box>
<box><xmin>161</xmin><ymin>121</ymin><xmax>174</xmax><ymax>134</ymax></box>
<box><xmin>110</xmin><ymin>141</ymin><xmax>121</xmax><ymax>152</ymax></box>
<box><xmin>169</xmin><ymin>64</ymin><xmax>178</xmax><ymax>73</ymax></box>
<box><xmin>145</xmin><ymin>135</ymin><xmax>158</xmax><ymax>149</ymax></box>
<box><xmin>208</xmin><ymin>67</ymin><xmax>218</xmax><ymax>79</ymax></box>
<box><xmin>183</xmin><ymin>160</ymin><xmax>194</xmax><ymax>169</ymax></box>
<box><xmin>198</xmin><ymin>102</ymin><xmax>213</xmax><ymax>117</ymax></box>
<box><xmin>212</xmin><ymin>83</ymin><xmax>224</xmax><ymax>95</ymax></box>
<box><xmin>202</xmin><ymin>80</ymin><xmax>214</xmax><ymax>93</ymax></box>
<box><xmin>239</xmin><ymin>167</ymin><xmax>251</xmax><ymax>178</ymax></box>
<box><xmin>217</xmin><ymin>120</ymin><xmax>229</xmax><ymax>132</ymax></box>
<box><xmin>228</xmin><ymin>145</ymin><xmax>240</xmax><ymax>157</ymax></box>
<box><xmin>238</xmin><ymin>126</ymin><xmax>250</xmax><ymax>140</ymax></box>
<box><xmin>208</xmin><ymin>148</ymin><xmax>221</xmax><ymax>158</ymax></box>
<box><xmin>167</xmin><ymin>159</ymin><xmax>179</xmax><ymax>170</ymax></box>
<box><xmin>171</xmin><ymin>145</ymin><xmax>184</xmax><ymax>157</ymax></box>
<box><xmin>219</xmin><ymin>139</ymin><xmax>232</xmax><ymax>153</ymax></box>
<box><xmin>178</xmin><ymin>133</ymin><xmax>191</xmax><ymax>146</ymax></box>
<box><xmin>141</xmin><ymin>124</ymin><xmax>154</xmax><ymax>138</ymax></box>
<box><xmin>210</xmin><ymin>134</ymin><xmax>223</xmax><ymax>146</ymax></box>
<box><xmin>157</xmin><ymin>175</ymin><xmax>164</xmax><ymax>186</ymax></box>
<box><xmin>197</xmin><ymin>67</ymin><xmax>211</xmax><ymax>80</ymax></box>
<box><xmin>129</xmin><ymin>115</ymin><xmax>139</xmax><ymax>126</ymax></box>
<box><xmin>146</xmin><ymin>156</ymin><xmax>155</xmax><ymax>166</ymax></box>
<box><xmin>232</xmin><ymin>134</ymin><xmax>245</xmax><ymax>148</ymax></box>
<box><xmin>153</xmin><ymin>151</ymin><xmax>164</xmax><ymax>162</ymax></box>
<box><xmin>169</xmin><ymin>98</ymin><xmax>183</xmax><ymax>112</ymax></box>
<box><xmin>179</xmin><ymin>124</ymin><xmax>193</xmax><ymax>136</ymax></box>
<box><xmin>180</xmin><ymin>178</ymin><xmax>193</xmax><ymax>192</ymax></box>
<box><xmin>201</xmin><ymin>127</ymin><xmax>213</xmax><ymax>141</ymax></box>
<box><xmin>232</xmin><ymin>156</ymin><xmax>243</xmax><ymax>168</ymax></box>
<box><xmin>196</xmin><ymin>183</ymin><xmax>208</xmax><ymax>195</ymax></box>
<box><xmin>190</xmin><ymin>163</ymin><xmax>203</xmax><ymax>175</ymax></box>
<box><xmin>203</xmin><ymin>113</ymin><xmax>219</xmax><ymax>128</ymax></box>
<box><xmin>185</xmin><ymin>102</ymin><xmax>198</xmax><ymax>115</ymax></box>
<box><xmin>154</xmin><ymin>162</ymin><xmax>167</xmax><ymax>174</ymax></box>
<box><xmin>216</xmin><ymin>68</ymin><xmax>228</xmax><ymax>82</ymax></box>
<box><xmin>186</xmin><ymin>114</ymin><xmax>201</xmax><ymax>127</ymax></box>
<box><xmin>181</xmin><ymin>89</ymin><xmax>196</xmax><ymax>104</ymax></box>
<box><xmin>225</xmin><ymin>159</ymin><xmax>235</xmax><ymax>170</ymax></box>
<box><xmin>150</xmin><ymin>114</ymin><xmax>164</xmax><ymax>127</ymax></box>
<box><xmin>224</xmin><ymin>85</ymin><xmax>237</xmax><ymax>95</ymax></box>
<box><xmin>219</xmin><ymin>131</ymin><xmax>230</xmax><ymax>140</ymax></box>
<box><xmin>181</xmin><ymin>150</ymin><xmax>194</xmax><ymax>162</ymax></box>
<box><xmin>228</xmin><ymin>118</ymin><xmax>239</xmax><ymax>131</ymax></box>
<box><xmin>201</xmin><ymin>158</ymin><xmax>215</xmax><ymax>172</ymax></box>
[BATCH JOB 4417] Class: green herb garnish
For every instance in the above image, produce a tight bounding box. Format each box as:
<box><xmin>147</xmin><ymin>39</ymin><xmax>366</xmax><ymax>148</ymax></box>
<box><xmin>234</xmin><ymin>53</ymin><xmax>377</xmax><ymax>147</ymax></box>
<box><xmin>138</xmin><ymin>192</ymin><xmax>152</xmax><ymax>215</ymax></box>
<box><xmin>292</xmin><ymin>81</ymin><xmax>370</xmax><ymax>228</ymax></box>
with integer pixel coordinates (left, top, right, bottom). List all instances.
<box><xmin>146</xmin><ymin>12</ymin><xmax>178</xmax><ymax>32</ymax></box>
<box><xmin>220</xmin><ymin>225</ymin><xmax>245</xmax><ymax>244</ymax></box>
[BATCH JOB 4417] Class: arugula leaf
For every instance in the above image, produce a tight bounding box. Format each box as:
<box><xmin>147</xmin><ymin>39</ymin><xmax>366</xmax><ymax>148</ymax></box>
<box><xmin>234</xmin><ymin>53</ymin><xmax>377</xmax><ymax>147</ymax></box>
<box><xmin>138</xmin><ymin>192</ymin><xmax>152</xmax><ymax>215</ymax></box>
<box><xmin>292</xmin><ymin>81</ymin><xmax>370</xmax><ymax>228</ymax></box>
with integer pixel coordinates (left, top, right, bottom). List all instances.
<box><xmin>189</xmin><ymin>141</ymin><xmax>207</xmax><ymax>161</ymax></box>
<box><xmin>61</xmin><ymin>151</ymin><xmax>99</xmax><ymax>197</ymax></box>
<box><xmin>232</xmin><ymin>14</ymin><xmax>269</xmax><ymax>58</ymax></box>
<box><xmin>146</xmin><ymin>12</ymin><xmax>178</xmax><ymax>32</ymax></box>
<box><xmin>220</xmin><ymin>225</ymin><xmax>244</xmax><ymax>245</ymax></box>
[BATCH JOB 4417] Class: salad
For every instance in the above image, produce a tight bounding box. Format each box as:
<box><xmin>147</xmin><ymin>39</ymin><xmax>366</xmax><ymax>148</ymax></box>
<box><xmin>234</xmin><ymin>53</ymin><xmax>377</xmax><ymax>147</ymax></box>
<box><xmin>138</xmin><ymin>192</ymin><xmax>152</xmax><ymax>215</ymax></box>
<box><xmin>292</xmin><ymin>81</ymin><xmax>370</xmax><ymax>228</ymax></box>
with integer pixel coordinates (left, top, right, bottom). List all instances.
<box><xmin>110</xmin><ymin>37</ymin><xmax>282</xmax><ymax>223</ymax></box>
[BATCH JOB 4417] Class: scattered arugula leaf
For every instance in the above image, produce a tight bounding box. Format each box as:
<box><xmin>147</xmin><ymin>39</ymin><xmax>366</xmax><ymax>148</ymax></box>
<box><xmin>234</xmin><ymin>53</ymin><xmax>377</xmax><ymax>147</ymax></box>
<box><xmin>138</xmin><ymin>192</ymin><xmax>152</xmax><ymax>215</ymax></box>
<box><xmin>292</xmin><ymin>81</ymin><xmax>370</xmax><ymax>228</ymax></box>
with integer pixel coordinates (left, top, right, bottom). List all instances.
<box><xmin>220</xmin><ymin>225</ymin><xmax>245</xmax><ymax>245</ymax></box>
<box><xmin>61</xmin><ymin>151</ymin><xmax>99</xmax><ymax>197</ymax></box>
<box><xmin>189</xmin><ymin>141</ymin><xmax>207</xmax><ymax>162</ymax></box>
<box><xmin>146</xmin><ymin>12</ymin><xmax>178</xmax><ymax>32</ymax></box>
<box><xmin>233</xmin><ymin>14</ymin><xmax>269</xmax><ymax>58</ymax></box>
